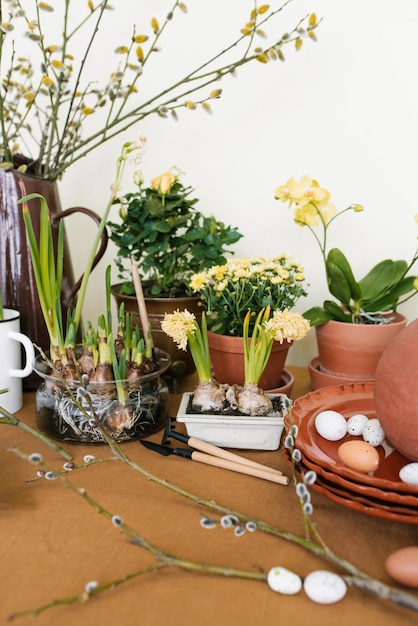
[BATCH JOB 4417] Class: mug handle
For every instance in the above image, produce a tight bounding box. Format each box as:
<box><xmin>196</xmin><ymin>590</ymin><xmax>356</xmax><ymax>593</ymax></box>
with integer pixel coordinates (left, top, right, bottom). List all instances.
<box><xmin>8</xmin><ymin>331</ymin><xmax>36</xmax><ymax>378</ymax></box>
<box><xmin>51</xmin><ymin>206</ymin><xmax>109</xmax><ymax>299</ymax></box>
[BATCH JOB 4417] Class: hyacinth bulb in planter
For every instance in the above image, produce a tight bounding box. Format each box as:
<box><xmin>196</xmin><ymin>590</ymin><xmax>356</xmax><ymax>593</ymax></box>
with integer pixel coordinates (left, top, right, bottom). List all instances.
<box><xmin>275</xmin><ymin>175</ymin><xmax>418</xmax><ymax>387</ymax></box>
<box><xmin>161</xmin><ymin>307</ymin><xmax>310</xmax><ymax>449</ymax></box>
<box><xmin>20</xmin><ymin>142</ymin><xmax>171</xmax><ymax>443</ymax></box>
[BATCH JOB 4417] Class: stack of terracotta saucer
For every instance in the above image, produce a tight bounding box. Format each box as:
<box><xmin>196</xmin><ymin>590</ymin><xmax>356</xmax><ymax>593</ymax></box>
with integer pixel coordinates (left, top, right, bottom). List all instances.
<box><xmin>284</xmin><ymin>382</ymin><xmax>418</xmax><ymax>524</ymax></box>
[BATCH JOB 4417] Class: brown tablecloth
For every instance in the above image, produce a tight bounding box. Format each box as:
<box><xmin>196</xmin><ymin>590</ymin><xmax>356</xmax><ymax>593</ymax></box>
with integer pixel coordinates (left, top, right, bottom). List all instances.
<box><xmin>1</xmin><ymin>368</ymin><xmax>417</xmax><ymax>626</ymax></box>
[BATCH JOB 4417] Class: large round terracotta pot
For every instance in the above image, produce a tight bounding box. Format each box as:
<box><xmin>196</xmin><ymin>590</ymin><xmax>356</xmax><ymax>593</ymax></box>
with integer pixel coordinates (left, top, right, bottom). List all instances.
<box><xmin>374</xmin><ymin>319</ymin><xmax>418</xmax><ymax>462</ymax></box>
<box><xmin>315</xmin><ymin>313</ymin><xmax>407</xmax><ymax>379</ymax></box>
<box><xmin>0</xmin><ymin>170</ymin><xmax>108</xmax><ymax>389</ymax></box>
<box><xmin>207</xmin><ymin>330</ymin><xmax>292</xmax><ymax>390</ymax></box>
<box><xmin>111</xmin><ymin>283</ymin><xmax>202</xmax><ymax>376</ymax></box>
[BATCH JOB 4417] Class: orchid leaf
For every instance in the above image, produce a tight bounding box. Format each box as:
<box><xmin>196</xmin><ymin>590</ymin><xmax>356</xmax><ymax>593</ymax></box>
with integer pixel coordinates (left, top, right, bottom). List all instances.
<box><xmin>327</xmin><ymin>248</ymin><xmax>361</xmax><ymax>302</ymax></box>
<box><xmin>359</xmin><ymin>260</ymin><xmax>408</xmax><ymax>303</ymax></box>
<box><xmin>326</xmin><ymin>262</ymin><xmax>352</xmax><ymax>306</ymax></box>
<box><xmin>365</xmin><ymin>275</ymin><xmax>417</xmax><ymax>312</ymax></box>
<box><xmin>323</xmin><ymin>300</ymin><xmax>352</xmax><ymax>322</ymax></box>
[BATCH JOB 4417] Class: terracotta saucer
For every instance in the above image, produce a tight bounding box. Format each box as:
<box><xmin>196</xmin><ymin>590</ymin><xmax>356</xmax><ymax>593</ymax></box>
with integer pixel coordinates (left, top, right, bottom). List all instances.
<box><xmin>301</xmin><ymin>452</ymin><xmax>418</xmax><ymax>507</ymax></box>
<box><xmin>310</xmin><ymin>479</ymin><xmax>418</xmax><ymax>525</ymax></box>
<box><xmin>287</xmin><ymin>383</ymin><xmax>418</xmax><ymax>494</ymax></box>
<box><xmin>308</xmin><ymin>356</ymin><xmax>373</xmax><ymax>390</ymax></box>
<box><xmin>285</xmin><ymin>451</ymin><xmax>418</xmax><ymax>525</ymax></box>
<box><xmin>283</xmin><ymin>449</ymin><xmax>418</xmax><ymax>520</ymax></box>
<box><xmin>265</xmin><ymin>368</ymin><xmax>294</xmax><ymax>397</ymax></box>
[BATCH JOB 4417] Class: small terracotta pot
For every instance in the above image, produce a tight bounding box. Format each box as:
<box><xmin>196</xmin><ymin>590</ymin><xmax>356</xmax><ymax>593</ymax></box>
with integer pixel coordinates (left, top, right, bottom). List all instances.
<box><xmin>374</xmin><ymin>319</ymin><xmax>418</xmax><ymax>462</ymax></box>
<box><xmin>207</xmin><ymin>331</ymin><xmax>292</xmax><ymax>390</ymax></box>
<box><xmin>315</xmin><ymin>313</ymin><xmax>407</xmax><ymax>379</ymax></box>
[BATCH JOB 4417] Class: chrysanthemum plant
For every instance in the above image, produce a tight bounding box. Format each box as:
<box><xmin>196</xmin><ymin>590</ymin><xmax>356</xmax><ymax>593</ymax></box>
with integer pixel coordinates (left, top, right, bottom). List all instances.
<box><xmin>0</xmin><ymin>1</ymin><xmax>321</xmax><ymax>180</ymax></box>
<box><xmin>189</xmin><ymin>255</ymin><xmax>308</xmax><ymax>336</ymax></box>
<box><xmin>275</xmin><ymin>175</ymin><xmax>418</xmax><ymax>325</ymax></box>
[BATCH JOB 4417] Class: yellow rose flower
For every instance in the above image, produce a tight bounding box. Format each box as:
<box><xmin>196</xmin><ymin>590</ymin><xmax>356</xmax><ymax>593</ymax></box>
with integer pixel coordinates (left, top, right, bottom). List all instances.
<box><xmin>150</xmin><ymin>171</ymin><xmax>177</xmax><ymax>194</ymax></box>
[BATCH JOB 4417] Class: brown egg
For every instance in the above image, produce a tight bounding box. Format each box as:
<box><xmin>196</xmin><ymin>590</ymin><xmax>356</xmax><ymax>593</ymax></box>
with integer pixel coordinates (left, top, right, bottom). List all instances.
<box><xmin>386</xmin><ymin>547</ymin><xmax>418</xmax><ymax>588</ymax></box>
<box><xmin>337</xmin><ymin>440</ymin><xmax>380</xmax><ymax>473</ymax></box>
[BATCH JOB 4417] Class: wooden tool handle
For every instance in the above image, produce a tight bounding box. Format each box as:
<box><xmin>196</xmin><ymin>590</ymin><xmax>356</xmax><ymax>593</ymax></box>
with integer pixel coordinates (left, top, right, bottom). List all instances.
<box><xmin>191</xmin><ymin>451</ymin><xmax>289</xmax><ymax>485</ymax></box>
<box><xmin>188</xmin><ymin>436</ymin><xmax>283</xmax><ymax>476</ymax></box>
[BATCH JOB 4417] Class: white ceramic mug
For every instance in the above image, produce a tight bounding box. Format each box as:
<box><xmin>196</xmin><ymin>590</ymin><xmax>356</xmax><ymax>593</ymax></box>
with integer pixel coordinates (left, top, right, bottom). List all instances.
<box><xmin>0</xmin><ymin>308</ymin><xmax>35</xmax><ymax>414</ymax></box>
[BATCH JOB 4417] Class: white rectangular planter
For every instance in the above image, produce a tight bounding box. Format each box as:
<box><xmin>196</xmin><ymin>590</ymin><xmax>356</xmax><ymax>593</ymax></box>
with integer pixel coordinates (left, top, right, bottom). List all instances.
<box><xmin>176</xmin><ymin>392</ymin><xmax>287</xmax><ymax>450</ymax></box>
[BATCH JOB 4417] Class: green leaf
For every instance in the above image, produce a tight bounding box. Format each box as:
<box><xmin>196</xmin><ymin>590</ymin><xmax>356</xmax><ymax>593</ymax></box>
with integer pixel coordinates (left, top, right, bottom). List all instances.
<box><xmin>364</xmin><ymin>275</ymin><xmax>417</xmax><ymax>311</ymax></box>
<box><xmin>303</xmin><ymin>306</ymin><xmax>333</xmax><ymax>326</ymax></box>
<box><xmin>326</xmin><ymin>261</ymin><xmax>352</xmax><ymax>306</ymax></box>
<box><xmin>327</xmin><ymin>248</ymin><xmax>361</xmax><ymax>301</ymax></box>
<box><xmin>153</xmin><ymin>220</ymin><xmax>171</xmax><ymax>233</ymax></box>
<box><xmin>359</xmin><ymin>259</ymin><xmax>408</xmax><ymax>303</ymax></box>
<box><xmin>323</xmin><ymin>300</ymin><xmax>352</xmax><ymax>322</ymax></box>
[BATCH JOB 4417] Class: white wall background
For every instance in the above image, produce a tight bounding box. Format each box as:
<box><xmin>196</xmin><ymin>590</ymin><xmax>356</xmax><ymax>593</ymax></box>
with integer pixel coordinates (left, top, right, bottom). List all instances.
<box><xmin>57</xmin><ymin>0</ymin><xmax>418</xmax><ymax>366</ymax></box>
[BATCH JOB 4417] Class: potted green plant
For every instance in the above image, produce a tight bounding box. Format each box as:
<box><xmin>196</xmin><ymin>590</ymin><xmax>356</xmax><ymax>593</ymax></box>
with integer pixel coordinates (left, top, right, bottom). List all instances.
<box><xmin>274</xmin><ymin>174</ymin><xmax>418</xmax><ymax>385</ymax></box>
<box><xmin>108</xmin><ymin>168</ymin><xmax>243</xmax><ymax>375</ymax></box>
<box><xmin>188</xmin><ymin>255</ymin><xmax>309</xmax><ymax>390</ymax></box>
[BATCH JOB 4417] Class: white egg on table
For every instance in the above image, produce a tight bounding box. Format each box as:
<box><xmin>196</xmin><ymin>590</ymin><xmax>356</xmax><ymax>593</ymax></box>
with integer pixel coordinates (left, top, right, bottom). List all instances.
<box><xmin>315</xmin><ymin>410</ymin><xmax>347</xmax><ymax>441</ymax></box>
<box><xmin>303</xmin><ymin>570</ymin><xmax>347</xmax><ymax>604</ymax></box>
<box><xmin>399</xmin><ymin>463</ymin><xmax>418</xmax><ymax>486</ymax></box>
<box><xmin>362</xmin><ymin>418</ymin><xmax>385</xmax><ymax>447</ymax></box>
<box><xmin>267</xmin><ymin>566</ymin><xmax>302</xmax><ymax>594</ymax></box>
<box><xmin>346</xmin><ymin>413</ymin><xmax>369</xmax><ymax>436</ymax></box>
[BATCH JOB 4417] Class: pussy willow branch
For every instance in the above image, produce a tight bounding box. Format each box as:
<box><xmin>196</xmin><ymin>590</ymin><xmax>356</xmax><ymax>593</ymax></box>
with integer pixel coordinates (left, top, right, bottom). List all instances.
<box><xmin>53</xmin><ymin>1</ymin><xmax>107</xmax><ymax>176</ymax></box>
<box><xmin>9</xmin><ymin>564</ymin><xmax>167</xmax><ymax>620</ymax></box>
<box><xmin>53</xmin><ymin>4</ymin><xmax>321</xmax><ymax>177</ymax></box>
<box><xmin>8</xmin><ymin>449</ymin><xmax>265</xmax><ymax>621</ymax></box>
<box><xmin>9</xmin><ymin>423</ymin><xmax>418</xmax><ymax>617</ymax></box>
<box><xmin>0</xmin><ymin>402</ymin><xmax>72</xmax><ymax>461</ymax></box>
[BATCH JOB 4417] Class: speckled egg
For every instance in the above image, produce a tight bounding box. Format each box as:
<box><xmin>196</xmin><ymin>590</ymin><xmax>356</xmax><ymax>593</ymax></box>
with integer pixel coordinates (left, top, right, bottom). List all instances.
<box><xmin>337</xmin><ymin>440</ymin><xmax>380</xmax><ymax>473</ymax></box>
<box><xmin>303</xmin><ymin>570</ymin><xmax>347</xmax><ymax>604</ymax></box>
<box><xmin>315</xmin><ymin>410</ymin><xmax>347</xmax><ymax>441</ymax></box>
<box><xmin>362</xmin><ymin>418</ymin><xmax>385</xmax><ymax>447</ymax></box>
<box><xmin>386</xmin><ymin>547</ymin><xmax>418</xmax><ymax>588</ymax></box>
<box><xmin>346</xmin><ymin>413</ymin><xmax>369</xmax><ymax>436</ymax></box>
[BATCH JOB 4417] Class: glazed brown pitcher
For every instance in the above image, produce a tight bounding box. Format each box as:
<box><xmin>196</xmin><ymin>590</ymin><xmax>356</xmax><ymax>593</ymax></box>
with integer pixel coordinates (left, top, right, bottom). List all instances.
<box><xmin>0</xmin><ymin>169</ymin><xmax>108</xmax><ymax>389</ymax></box>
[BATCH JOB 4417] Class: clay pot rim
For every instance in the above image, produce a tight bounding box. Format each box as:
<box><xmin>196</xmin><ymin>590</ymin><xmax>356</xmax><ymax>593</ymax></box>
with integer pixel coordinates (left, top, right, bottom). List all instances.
<box><xmin>111</xmin><ymin>282</ymin><xmax>198</xmax><ymax>303</ymax></box>
<box><xmin>317</xmin><ymin>312</ymin><xmax>407</xmax><ymax>329</ymax></box>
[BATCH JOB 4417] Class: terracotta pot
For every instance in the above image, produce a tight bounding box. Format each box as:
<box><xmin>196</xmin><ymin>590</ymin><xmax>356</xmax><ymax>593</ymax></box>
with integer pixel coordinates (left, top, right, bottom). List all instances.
<box><xmin>374</xmin><ymin>319</ymin><xmax>418</xmax><ymax>462</ymax></box>
<box><xmin>0</xmin><ymin>170</ymin><xmax>108</xmax><ymax>389</ymax></box>
<box><xmin>207</xmin><ymin>330</ymin><xmax>292</xmax><ymax>390</ymax></box>
<box><xmin>111</xmin><ymin>284</ymin><xmax>202</xmax><ymax>376</ymax></box>
<box><xmin>315</xmin><ymin>313</ymin><xmax>407</xmax><ymax>379</ymax></box>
